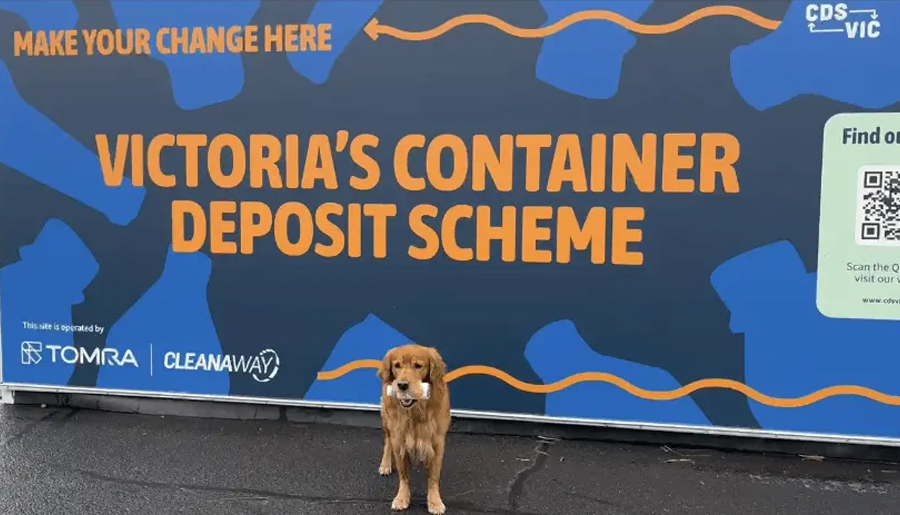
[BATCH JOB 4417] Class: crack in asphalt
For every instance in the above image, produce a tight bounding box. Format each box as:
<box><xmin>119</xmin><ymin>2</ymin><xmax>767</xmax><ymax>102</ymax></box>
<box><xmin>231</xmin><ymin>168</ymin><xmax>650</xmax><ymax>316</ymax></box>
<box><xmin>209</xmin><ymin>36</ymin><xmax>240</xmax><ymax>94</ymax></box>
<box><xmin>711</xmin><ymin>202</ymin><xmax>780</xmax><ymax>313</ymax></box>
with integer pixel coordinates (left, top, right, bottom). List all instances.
<box><xmin>507</xmin><ymin>438</ymin><xmax>554</xmax><ymax>512</ymax></box>
<box><xmin>0</xmin><ymin>408</ymin><xmax>75</xmax><ymax>450</ymax></box>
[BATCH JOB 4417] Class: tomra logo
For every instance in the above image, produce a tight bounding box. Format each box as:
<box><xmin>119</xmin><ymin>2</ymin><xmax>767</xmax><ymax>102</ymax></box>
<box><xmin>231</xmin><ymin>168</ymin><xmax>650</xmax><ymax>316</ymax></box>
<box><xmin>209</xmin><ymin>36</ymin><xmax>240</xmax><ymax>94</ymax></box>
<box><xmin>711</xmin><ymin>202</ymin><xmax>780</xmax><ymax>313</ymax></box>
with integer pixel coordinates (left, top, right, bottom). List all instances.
<box><xmin>44</xmin><ymin>345</ymin><xmax>139</xmax><ymax>367</ymax></box>
<box><xmin>163</xmin><ymin>349</ymin><xmax>280</xmax><ymax>383</ymax></box>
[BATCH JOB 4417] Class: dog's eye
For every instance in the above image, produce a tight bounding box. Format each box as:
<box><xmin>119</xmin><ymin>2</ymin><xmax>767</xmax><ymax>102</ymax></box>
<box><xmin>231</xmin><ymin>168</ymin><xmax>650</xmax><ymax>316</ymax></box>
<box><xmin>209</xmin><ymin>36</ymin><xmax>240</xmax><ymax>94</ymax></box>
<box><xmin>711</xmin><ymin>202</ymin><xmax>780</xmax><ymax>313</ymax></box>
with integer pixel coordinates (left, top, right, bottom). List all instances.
<box><xmin>393</xmin><ymin>363</ymin><xmax>400</xmax><ymax>368</ymax></box>
<box><xmin>413</xmin><ymin>363</ymin><xmax>423</xmax><ymax>369</ymax></box>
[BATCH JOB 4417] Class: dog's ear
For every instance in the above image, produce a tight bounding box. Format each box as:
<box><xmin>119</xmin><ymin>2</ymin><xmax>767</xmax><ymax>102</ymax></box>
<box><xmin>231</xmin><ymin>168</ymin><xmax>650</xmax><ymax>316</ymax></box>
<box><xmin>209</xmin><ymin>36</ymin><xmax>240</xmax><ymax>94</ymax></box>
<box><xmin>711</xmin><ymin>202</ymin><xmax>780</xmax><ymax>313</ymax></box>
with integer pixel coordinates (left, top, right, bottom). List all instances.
<box><xmin>427</xmin><ymin>347</ymin><xmax>446</xmax><ymax>385</ymax></box>
<box><xmin>378</xmin><ymin>349</ymin><xmax>394</xmax><ymax>384</ymax></box>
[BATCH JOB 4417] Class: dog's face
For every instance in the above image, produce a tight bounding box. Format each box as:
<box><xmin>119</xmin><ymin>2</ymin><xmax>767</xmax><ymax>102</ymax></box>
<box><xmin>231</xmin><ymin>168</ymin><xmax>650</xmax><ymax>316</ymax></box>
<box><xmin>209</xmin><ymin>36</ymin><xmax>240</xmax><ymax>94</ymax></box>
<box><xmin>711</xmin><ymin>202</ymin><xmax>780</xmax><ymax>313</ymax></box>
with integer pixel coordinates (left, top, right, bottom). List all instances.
<box><xmin>379</xmin><ymin>344</ymin><xmax>445</xmax><ymax>409</ymax></box>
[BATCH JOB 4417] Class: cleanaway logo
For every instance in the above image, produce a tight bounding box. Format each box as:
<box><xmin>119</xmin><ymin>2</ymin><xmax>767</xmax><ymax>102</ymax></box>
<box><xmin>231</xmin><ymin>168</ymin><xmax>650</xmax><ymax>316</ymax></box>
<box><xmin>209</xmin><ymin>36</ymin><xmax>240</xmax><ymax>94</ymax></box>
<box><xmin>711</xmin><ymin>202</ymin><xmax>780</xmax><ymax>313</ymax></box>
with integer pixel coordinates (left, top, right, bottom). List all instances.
<box><xmin>163</xmin><ymin>349</ymin><xmax>281</xmax><ymax>383</ymax></box>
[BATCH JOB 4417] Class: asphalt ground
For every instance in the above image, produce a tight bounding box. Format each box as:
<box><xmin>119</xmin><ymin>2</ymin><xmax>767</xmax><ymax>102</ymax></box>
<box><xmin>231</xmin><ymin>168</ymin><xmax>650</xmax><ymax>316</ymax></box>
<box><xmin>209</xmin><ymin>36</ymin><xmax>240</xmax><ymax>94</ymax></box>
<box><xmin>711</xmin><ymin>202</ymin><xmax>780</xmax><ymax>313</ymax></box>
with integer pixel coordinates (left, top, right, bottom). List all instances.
<box><xmin>1</xmin><ymin>404</ymin><xmax>899</xmax><ymax>515</ymax></box>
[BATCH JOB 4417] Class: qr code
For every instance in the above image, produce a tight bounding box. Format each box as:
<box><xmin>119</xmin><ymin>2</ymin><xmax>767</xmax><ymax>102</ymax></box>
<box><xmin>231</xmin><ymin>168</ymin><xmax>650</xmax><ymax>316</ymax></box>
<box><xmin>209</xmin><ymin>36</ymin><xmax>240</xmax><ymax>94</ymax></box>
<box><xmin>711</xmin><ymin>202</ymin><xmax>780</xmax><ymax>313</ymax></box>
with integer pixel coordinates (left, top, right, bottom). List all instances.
<box><xmin>856</xmin><ymin>167</ymin><xmax>900</xmax><ymax>246</ymax></box>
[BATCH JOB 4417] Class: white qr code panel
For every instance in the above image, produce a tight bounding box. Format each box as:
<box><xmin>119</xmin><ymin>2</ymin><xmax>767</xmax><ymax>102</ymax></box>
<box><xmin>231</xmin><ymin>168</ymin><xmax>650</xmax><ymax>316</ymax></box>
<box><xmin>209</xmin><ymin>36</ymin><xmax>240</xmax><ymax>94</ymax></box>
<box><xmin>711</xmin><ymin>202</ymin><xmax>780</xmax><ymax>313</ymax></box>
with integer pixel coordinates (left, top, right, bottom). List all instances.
<box><xmin>855</xmin><ymin>167</ymin><xmax>900</xmax><ymax>246</ymax></box>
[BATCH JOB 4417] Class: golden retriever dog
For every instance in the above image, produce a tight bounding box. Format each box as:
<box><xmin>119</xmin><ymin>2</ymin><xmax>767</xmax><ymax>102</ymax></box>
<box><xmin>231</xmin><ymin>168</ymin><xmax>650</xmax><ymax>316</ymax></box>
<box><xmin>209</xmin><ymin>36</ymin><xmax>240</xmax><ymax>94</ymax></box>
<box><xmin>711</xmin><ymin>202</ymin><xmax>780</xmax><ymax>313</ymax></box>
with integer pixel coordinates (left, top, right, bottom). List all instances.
<box><xmin>378</xmin><ymin>344</ymin><xmax>451</xmax><ymax>514</ymax></box>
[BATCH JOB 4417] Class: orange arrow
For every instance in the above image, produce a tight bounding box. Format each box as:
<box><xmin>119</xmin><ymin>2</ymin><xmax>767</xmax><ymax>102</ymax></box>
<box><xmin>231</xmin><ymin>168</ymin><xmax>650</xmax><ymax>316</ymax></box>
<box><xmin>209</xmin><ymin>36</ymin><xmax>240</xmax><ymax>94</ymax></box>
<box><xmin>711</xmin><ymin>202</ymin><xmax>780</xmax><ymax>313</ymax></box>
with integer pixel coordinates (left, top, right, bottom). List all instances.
<box><xmin>364</xmin><ymin>5</ymin><xmax>781</xmax><ymax>42</ymax></box>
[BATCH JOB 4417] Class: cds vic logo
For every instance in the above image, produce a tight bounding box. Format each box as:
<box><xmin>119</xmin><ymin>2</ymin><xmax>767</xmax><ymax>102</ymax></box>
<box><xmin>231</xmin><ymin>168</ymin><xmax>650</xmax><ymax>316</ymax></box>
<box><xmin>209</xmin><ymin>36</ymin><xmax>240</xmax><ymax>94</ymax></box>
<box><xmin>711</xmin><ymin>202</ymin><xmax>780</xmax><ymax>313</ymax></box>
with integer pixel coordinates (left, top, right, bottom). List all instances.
<box><xmin>163</xmin><ymin>349</ymin><xmax>281</xmax><ymax>383</ymax></box>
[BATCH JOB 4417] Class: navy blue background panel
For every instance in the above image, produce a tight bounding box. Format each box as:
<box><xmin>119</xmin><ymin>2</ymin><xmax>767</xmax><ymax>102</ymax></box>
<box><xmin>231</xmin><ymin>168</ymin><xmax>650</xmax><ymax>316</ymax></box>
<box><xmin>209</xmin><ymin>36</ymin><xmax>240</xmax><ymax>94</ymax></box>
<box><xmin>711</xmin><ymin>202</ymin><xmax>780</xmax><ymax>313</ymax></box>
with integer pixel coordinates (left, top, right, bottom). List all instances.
<box><xmin>2</xmin><ymin>0</ymin><xmax>899</xmax><ymax>440</ymax></box>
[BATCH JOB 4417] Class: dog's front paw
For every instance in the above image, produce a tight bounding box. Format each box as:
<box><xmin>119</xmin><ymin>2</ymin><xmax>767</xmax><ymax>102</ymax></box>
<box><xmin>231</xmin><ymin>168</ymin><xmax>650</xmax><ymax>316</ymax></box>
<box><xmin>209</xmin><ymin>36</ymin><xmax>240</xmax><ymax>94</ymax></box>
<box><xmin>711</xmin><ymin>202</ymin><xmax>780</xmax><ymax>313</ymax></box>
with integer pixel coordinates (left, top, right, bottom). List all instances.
<box><xmin>378</xmin><ymin>463</ymin><xmax>392</xmax><ymax>476</ymax></box>
<box><xmin>427</xmin><ymin>496</ymin><xmax>446</xmax><ymax>515</ymax></box>
<box><xmin>391</xmin><ymin>492</ymin><xmax>411</xmax><ymax>511</ymax></box>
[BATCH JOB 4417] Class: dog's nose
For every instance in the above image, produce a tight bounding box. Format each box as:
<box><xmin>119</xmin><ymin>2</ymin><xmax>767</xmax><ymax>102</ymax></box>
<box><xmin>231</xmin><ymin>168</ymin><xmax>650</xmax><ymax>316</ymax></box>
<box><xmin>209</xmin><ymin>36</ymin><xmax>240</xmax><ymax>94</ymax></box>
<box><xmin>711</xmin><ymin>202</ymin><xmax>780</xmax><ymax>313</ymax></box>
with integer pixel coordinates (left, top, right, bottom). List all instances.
<box><xmin>397</xmin><ymin>381</ymin><xmax>409</xmax><ymax>391</ymax></box>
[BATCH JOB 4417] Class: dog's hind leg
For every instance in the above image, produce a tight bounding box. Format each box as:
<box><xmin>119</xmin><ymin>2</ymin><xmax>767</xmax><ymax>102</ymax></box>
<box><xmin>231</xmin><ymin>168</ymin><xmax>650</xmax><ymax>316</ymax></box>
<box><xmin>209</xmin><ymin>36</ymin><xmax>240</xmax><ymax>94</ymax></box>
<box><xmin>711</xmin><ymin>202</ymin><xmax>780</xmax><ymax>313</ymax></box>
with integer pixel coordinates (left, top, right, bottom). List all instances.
<box><xmin>379</xmin><ymin>430</ymin><xmax>393</xmax><ymax>476</ymax></box>
<box><xmin>426</xmin><ymin>440</ymin><xmax>446</xmax><ymax>515</ymax></box>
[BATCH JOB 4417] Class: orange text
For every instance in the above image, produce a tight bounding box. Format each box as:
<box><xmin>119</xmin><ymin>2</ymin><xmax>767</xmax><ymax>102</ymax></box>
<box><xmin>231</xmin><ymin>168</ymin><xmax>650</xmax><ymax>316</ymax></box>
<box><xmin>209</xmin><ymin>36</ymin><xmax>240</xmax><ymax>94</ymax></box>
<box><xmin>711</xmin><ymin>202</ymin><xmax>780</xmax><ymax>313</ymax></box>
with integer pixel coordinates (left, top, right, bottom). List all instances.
<box><xmin>394</xmin><ymin>133</ymin><xmax>740</xmax><ymax>194</ymax></box>
<box><xmin>408</xmin><ymin>204</ymin><xmax>644</xmax><ymax>265</ymax></box>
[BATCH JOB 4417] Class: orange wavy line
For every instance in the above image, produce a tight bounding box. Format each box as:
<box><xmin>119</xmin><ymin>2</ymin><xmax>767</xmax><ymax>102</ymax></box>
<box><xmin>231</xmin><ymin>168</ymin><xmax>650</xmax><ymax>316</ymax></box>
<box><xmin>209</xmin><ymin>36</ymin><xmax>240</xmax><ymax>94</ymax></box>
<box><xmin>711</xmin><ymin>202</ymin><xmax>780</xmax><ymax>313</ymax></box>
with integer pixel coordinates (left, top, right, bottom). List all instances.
<box><xmin>317</xmin><ymin>361</ymin><xmax>900</xmax><ymax>408</ymax></box>
<box><xmin>363</xmin><ymin>5</ymin><xmax>781</xmax><ymax>42</ymax></box>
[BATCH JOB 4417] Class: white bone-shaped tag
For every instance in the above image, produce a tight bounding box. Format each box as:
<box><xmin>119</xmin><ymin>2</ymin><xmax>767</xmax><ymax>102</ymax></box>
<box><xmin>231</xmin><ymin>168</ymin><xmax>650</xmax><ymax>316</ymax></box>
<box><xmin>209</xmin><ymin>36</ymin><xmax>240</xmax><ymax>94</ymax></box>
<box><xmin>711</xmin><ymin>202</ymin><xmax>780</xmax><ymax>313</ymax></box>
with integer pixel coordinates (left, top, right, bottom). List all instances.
<box><xmin>385</xmin><ymin>382</ymin><xmax>430</xmax><ymax>399</ymax></box>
